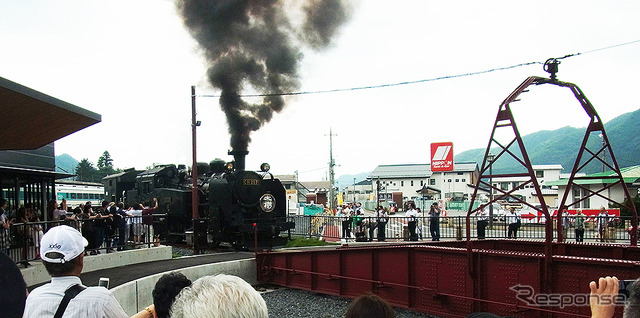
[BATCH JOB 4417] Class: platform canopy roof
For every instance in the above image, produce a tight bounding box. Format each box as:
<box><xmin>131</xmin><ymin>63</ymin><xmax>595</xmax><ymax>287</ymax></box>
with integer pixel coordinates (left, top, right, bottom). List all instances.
<box><xmin>0</xmin><ymin>76</ymin><xmax>101</xmax><ymax>150</ymax></box>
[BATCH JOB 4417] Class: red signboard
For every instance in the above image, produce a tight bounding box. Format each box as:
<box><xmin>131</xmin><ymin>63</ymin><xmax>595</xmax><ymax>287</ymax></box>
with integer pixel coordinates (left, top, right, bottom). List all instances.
<box><xmin>430</xmin><ymin>142</ymin><xmax>454</xmax><ymax>172</ymax></box>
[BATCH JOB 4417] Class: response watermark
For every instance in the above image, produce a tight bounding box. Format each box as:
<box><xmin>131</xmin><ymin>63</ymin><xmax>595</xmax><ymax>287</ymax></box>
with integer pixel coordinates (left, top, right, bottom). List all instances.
<box><xmin>509</xmin><ymin>284</ymin><xmax>626</xmax><ymax>308</ymax></box>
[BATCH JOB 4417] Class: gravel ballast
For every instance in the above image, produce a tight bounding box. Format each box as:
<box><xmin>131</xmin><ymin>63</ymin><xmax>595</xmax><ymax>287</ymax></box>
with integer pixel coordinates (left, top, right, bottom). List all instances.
<box><xmin>261</xmin><ymin>287</ymin><xmax>439</xmax><ymax>318</ymax></box>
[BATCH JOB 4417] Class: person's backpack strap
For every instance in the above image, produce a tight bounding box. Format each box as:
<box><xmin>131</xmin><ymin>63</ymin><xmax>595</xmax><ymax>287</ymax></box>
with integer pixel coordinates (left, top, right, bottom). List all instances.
<box><xmin>54</xmin><ymin>284</ymin><xmax>86</xmax><ymax>318</ymax></box>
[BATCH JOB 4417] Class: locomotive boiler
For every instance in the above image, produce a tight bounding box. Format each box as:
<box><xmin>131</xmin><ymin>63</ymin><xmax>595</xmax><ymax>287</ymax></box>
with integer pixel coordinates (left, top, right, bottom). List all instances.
<box><xmin>122</xmin><ymin>151</ymin><xmax>294</xmax><ymax>249</ymax></box>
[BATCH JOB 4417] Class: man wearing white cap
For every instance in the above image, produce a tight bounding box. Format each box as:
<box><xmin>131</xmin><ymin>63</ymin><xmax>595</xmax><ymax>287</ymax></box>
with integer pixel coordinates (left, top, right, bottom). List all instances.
<box><xmin>23</xmin><ymin>225</ymin><xmax>128</xmax><ymax>318</ymax></box>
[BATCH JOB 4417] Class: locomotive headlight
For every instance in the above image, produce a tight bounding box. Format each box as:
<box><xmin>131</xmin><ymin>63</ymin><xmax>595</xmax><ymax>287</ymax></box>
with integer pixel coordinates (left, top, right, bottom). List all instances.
<box><xmin>260</xmin><ymin>162</ymin><xmax>270</xmax><ymax>172</ymax></box>
<box><xmin>225</xmin><ymin>162</ymin><xmax>235</xmax><ymax>172</ymax></box>
<box><xmin>260</xmin><ymin>193</ymin><xmax>275</xmax><ymax>212</ymax></box>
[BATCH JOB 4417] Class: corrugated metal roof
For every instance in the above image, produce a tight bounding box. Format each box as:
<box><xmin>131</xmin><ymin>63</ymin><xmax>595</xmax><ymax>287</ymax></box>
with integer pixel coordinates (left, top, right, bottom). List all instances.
<box><xmin>300</xmin><ymin>181</ymin><xmax>331</xmax><ymax>190</ymax></box>
<box><xmin>369</xmin><ymin>164</ymin><xmax>430</xmax><ymax>179</ymax></box>
<box><xmin>368</xmin><ymin>162</ymin><xmax>478</xmax><ymax>179</ymax></box>
<box><xmin>546</xmin><ymin>165</ymin><xmax>640</xmax><ymax>186</ymax></box>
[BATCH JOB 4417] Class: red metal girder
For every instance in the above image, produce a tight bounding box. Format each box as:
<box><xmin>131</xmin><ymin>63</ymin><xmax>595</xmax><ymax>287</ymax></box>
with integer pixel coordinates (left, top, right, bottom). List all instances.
<box><xmin>257</xmin><ymin>243</ymin><xmax>640</xmax><ymax>317</ymax></box>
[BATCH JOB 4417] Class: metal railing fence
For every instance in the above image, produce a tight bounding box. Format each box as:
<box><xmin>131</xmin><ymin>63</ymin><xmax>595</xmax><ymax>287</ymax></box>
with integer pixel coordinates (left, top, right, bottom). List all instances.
<box><xmin>2</xmin><ymin>216</ymin><xmax>160</xmax><ymax>266</ymax></box>
<box><xmin>287</xmin><ymin>215</ymin><xmax>636</xmax><ymax>243</ymax></box>
<box><xmin>4</xmin><ymin>213</ymin><xmax>633</xmax><ymax>264</ymax></box>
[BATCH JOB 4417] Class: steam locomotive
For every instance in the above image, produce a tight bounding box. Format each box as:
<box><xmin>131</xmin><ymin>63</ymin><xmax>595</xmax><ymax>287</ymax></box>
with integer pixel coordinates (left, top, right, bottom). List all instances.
<box><xmin>111</xmin><ymin>151</ymin><xmax>294</xmax><ymax>249</ymax></box>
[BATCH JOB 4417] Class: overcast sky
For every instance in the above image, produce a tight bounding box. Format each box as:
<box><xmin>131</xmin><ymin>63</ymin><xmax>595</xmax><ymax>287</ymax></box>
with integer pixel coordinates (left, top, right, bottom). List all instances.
<box><xmin>2</xmin><ymin>1</ymin><xmax>639</xmax><ymax>183</ymax></box>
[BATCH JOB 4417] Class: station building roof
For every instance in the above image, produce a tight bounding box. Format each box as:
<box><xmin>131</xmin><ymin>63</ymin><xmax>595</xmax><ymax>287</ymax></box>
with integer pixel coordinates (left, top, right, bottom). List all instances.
<box><xmin>368</xmin><ymin>162</ymin><xmax>478</xmax><ymax>179</ymax></box>
<box><xmin>300</xmin><ymin>181</ymin><xmax>332</xmax><ymax>192</ymax></box>
<box><xmin>0</xmin><ymin>76</ymin><xmax>101</xmax><ymax>150</ymax></box>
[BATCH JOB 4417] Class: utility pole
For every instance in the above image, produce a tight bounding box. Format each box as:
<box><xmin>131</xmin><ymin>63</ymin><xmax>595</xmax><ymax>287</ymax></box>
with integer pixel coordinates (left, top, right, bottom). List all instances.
<box><xmin>353</xmin><ymin>177</ymin><xmax>356</xmax><ymax>203</ymax></box>
<box><xmin>326</xmin><ymin>128</ymin><xmax>337</xmax><ymax>211</ymax></box>
<box><xmin>191</xmin><ymin>86</ymin><xmax>200</xmax><ymax>221</ymax></box>
<box><xmin>191</xmin><ymin>86</ymin><xmax>203</xmax><ymax>254</ymax></box>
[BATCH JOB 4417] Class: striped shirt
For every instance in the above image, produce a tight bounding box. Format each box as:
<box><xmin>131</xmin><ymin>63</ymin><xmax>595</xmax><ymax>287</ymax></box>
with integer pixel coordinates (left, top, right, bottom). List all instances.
<box><xmin>23</xmin><ymin>276</ymin><xmax>127</xmax><ymax>318</ymax></box>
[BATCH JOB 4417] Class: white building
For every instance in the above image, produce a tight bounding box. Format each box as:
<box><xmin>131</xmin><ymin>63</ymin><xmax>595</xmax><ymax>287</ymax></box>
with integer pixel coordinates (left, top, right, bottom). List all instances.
<box><xmin>368</xmin><ymin>162</ymin><xmax>480</xmax><ymax>203</ymax></box>
<box><xmin>342</xmin><ymin>180</ymin><xmax>374</xmax><ymax>204</ymax></box>
<box><xmin>274</xmin><ymin>174</ymin><xmax>303</xmax><ymax>215</ymax></box>
<box><xmin>546</xmin><ymin>165</ymin><xmax>640</xmax><ymax>209</ymax></box>
<box><xmin>491</xmin><ymin>164</ymin><xmax>563</xmax><ymax>207</ymax></box>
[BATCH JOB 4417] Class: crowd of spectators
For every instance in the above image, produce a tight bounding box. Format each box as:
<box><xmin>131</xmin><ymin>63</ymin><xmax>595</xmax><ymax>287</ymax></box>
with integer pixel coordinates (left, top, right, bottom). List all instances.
<box><xmin>0</xmin><ymin>197</ymin><xmax>160</xmax><ymax>264</ymax></box>
<box><xmin>336</xmin><ymin>201</ymin><xmax>446</xmax><ymax>242</ymax></box>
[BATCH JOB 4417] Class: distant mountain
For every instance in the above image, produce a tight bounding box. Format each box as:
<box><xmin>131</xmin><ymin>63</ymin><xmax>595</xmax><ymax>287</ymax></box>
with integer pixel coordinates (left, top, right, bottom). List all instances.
<box><xmin>336</xmin><ymin>172</ymin><xmax>371</xmax><ymax>191</ymax></box>
<box><xmin>55</xmin><ymin>153</ymin><xmax>79</xmax><ymax>175</ymax></box>
<box><xmin>454</xmin><ymin>109</ymin><xmax>640</xmax><ymax>174</ymax></box>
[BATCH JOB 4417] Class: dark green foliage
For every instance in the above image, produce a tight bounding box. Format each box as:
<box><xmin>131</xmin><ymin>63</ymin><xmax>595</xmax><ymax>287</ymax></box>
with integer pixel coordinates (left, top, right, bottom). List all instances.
<box><xmin>74</xmin><ymin>158</ymin><xmax>98</xmax><ymax>182</ymax></box>
<box><xmin>68</xmin><ymin>151</ymin><xmax>122</xmax><ymax>182</ymax></box>
<box><xmin>97</xmin><ymin>150</ymin><xmax>114</xmax><ymax>170</ymax></box>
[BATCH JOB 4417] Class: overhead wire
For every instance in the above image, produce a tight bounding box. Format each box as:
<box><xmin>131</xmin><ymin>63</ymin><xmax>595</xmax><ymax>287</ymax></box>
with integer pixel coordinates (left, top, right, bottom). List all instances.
<box><xmin>197</xmin><ymin>38</ymin><xmax>640</xmax><ymax>98</ymax></box>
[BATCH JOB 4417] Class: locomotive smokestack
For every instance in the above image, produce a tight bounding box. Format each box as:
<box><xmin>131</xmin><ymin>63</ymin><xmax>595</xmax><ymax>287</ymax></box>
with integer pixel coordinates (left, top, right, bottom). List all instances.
<box><xmin>228</xmin><ymin>150</ymin><xmax>249</xmax><ymax>171</ymax></box>
<box><xmin>176</xmin><ymin>0</ymin><xmax>351</xmax><ymax>152</ymax></box>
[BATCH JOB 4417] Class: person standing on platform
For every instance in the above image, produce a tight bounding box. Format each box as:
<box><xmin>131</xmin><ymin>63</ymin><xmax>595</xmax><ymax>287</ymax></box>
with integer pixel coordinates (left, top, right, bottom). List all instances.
<box><xmin>561</xmin><ymin>208</ymin><xmax>571</xmax><ymax>240</ymax></box>
<box><xmin>51</xmin><ymin>200</ymin><xmax>68</xmax><ymax>220</ymax></box>
<box><xmin>507</xmin><ymin>208</ymin><xmax>519</xmax><ymax>239</ymax></box>
<box><xmin>114</xmin><ymin>203</ymin><xmax>133</xmax><ymax>251</ymax></box>
<box><xmin>476</xmin><ymin>205</ymin><xmax>489</xmax><ymax>239</ymax></box>
<box><xmin>574</xmin><ymin>209</ymin><xmax>585</xmax><ymax>242</ymax></box>
<box><xmin>353</xmin><ymin>209</ymin><xmax>366</xmax><ymax>241</ymax></box>
<box><xmin>597</xmin><ymin>207</ymin><xmax>609</xmax><ymax>242</ymax></box>
<box><xmin>376</xmin><ymin>206</ymin><xmax>388</xmax><ymax>242</ymax></box>
<box><xmin>93</xmin><ymin>201</ymin><xmax>110</xmax><ymax>253</ymax></box>
<box><xmin>130</xmin><ymin>204</ymin><xmax>145</xmax><ymax>247</ymax></box>
<box><xmin>406</xmin><ymin>202</ymin><xmax>418</xmax><ymax>241</ymax></box>
<box><xmin>0</xmin><ymin>198</ymin><xmax>13</xmax><ymax>255</ymax></box>
<box><xmin>366</xmin><ymin>216</ymin><xmax>377</xmax><ymax>242</ymax></box>
<box><xmin>428</xmin><ymin>202</ymin><xmax>441</xmax><ymax>241</ymax></box>
<box><xmin>343</xmin><ymin>204</ymin><xmax>353</xmax><ymax>240</ymax></box>
<box><xmin>142</xmin><ymin>198</ymin><xmax>159</xmax><ymax>245</ymax></box>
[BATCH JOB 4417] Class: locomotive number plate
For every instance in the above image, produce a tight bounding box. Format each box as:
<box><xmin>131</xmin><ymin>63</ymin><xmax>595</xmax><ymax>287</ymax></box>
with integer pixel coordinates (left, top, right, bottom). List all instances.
<box><xmin>243</xmin><ymin>179</ymin><xmax>260</xmax><ymax>186</ymax></box>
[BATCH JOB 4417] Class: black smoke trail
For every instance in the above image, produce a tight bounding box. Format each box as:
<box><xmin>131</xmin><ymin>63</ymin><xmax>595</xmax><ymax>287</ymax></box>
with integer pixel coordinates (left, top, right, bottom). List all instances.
<box><xmin>177</xmin><ymin>0</ymin><xmax>351</xmax><ymax>152</ymax></box>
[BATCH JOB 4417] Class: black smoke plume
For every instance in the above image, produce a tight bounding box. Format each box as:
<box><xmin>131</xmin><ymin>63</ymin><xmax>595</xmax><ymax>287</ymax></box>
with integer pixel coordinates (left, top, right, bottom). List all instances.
<box><xmin>177</xmin><ymin>0</ymin><xmax>351</xmax><ymax>152</ymax></box>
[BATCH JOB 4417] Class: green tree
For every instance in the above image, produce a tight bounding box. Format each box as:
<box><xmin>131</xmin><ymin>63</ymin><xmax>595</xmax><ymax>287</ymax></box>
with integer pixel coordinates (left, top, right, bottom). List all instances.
<box><xmin>75</xmin><ymin>158</ymin><xmax>98</xmax><ymax>182</ymax></box>
<box><xmin>97</xmin><ymin>150</ymin><xmax>120</xmax><ymax>180</ymax></box>
<box><xmin>97</xmin><ymin>150</ymin><xmax>114</xmax><ymax>170</ymax></box>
